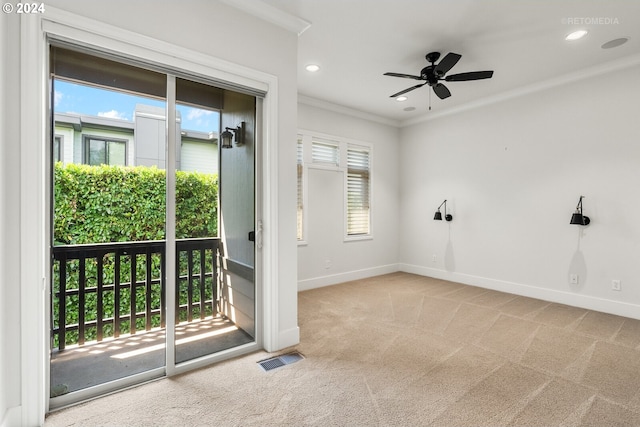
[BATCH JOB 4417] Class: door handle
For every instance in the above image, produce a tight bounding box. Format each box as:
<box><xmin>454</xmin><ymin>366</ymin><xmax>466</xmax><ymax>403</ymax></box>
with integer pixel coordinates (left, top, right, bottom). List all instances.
<box><xmin>256</xmin><ymin>220</ymin><xmax>263</xmax><ymax>249</ymax></box>
<box><xmin>249</xmin><ymin>221</ymin><xmax>263</xmax><ymax>249</ymax></box>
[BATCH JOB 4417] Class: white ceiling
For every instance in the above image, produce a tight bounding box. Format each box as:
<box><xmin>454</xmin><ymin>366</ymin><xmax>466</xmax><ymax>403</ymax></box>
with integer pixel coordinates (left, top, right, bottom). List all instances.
<box><xmin>234</xmin><ymin>0</ymin><xmax>640</xmax><ymax>126</ymax></box>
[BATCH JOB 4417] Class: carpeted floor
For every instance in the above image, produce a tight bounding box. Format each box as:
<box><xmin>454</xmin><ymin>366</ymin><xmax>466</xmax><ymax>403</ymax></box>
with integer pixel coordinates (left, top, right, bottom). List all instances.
<box><xmin>45</xmin><ymin>272</ymin><xmax>640</xmax><ymax>426</ymax></box>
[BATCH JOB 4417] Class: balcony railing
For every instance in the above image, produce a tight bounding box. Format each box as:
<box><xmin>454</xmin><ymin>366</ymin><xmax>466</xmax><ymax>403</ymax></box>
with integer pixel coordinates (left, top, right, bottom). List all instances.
<box><xmin>52</xmin><ymin>237</ymin><xmax>219</xmax><ymax>351</ymax></box>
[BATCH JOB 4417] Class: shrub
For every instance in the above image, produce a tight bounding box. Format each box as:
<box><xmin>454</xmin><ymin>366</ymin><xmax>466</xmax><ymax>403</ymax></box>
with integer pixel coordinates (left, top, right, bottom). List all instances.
<box><xmin>54</xmin><ymin>163</ymin><xmax>218</xmax><ymax>244</ymax></box>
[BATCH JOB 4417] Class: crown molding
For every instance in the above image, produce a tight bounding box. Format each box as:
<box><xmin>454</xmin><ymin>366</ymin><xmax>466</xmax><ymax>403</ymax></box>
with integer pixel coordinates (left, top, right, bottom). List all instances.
<box><xmin>401</xmin><ymin>52</ymin><xmax>640</xmax><ymax>127</ymax></box>
<box><xmin>219</xmin><ymin>0</ymin><xmax>311</xmax><ymax>36</ymax></box>
<box><xmin>298</xmin><ymin>94</ymin><xmax>401</xmax><ymax>128</ymax></box>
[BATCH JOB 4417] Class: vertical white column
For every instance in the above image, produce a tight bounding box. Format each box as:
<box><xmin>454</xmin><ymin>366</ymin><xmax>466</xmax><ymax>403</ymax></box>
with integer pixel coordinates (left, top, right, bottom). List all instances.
<box><xmin>165</xmin><ymin>75</ymin><xmax>177</xmax><ymax>375</ymax></box>
<box><xmin>20</xmin><ymin>13</ymin><xmax>47</xmax><ymax>425</ymax></box>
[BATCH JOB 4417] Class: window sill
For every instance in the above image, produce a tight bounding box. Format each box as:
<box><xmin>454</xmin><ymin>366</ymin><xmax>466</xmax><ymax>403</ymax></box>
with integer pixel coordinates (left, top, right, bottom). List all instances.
<box><xmin>344</xmin><ymin>234</ymin><xmax>373</xmax><ymax>242</ymax></box>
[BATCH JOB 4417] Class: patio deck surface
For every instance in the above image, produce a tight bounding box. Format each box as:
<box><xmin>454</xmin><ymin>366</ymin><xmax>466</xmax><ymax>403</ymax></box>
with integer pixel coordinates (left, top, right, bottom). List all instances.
<box><xmin>50</xmin><ymin>314</ymin><xmax>254</xmax><ymax>396</ymax></box>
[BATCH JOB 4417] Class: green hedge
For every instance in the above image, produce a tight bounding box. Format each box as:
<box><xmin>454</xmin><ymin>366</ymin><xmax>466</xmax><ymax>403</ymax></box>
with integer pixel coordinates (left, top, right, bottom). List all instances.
<box><xmin>54</xmin><ymin>163</ymin><xmax>217</xmax><ymax>244</ymax></box>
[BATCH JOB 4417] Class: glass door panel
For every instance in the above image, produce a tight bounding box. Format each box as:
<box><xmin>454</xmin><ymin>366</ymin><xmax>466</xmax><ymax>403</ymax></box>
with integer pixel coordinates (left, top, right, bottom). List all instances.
<box><xmin>216</xmin><ymin>89</ymin><xmax>258</xmax><ymax>356</ymax></box>
<box><xmin>173</xmin><ymin>78</ymin><xmax>255</xmax><ymax>364</ymax></box>
<box><xmin>50</xmin><ymin>46</ymin><xmax>167</xmax><ymax>399</ymax></box>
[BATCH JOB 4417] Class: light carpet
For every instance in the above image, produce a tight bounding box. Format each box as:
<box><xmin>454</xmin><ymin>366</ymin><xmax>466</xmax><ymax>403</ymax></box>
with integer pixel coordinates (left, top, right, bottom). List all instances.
<box><xmin>45</xmin><ymin>272</ymin><xmax>640</xmax><ymax>426</ymax></box>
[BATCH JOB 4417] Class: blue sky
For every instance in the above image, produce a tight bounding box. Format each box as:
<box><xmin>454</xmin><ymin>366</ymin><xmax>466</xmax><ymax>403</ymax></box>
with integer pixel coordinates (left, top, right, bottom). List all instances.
<box><xmin>54</xmin><ymin>79</ymin><xmax>219</xmax><ymax>133</ymax></box>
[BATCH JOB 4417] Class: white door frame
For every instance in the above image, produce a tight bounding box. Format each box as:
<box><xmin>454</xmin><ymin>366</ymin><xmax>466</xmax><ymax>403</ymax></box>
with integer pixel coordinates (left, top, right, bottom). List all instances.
<box><xmin>20</xmin><ymin>7</ymin><xmax>280</xmax><ymax>422</ymax></box>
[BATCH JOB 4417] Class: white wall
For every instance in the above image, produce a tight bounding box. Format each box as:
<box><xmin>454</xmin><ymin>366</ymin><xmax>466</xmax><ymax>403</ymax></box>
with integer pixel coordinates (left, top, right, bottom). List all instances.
<box><xmin>400</xmin><ymin>62</ymin><xmax>640</xmax><ymax>318</ymax></box>
<box><xmin>2</xmin><ymin>1</ymin><xmax>299</xmax><ymax>424</ymax></box>
<box><xmin>297</xmin><ymin>102</ymin><xmax>401</xmax><ymax>289</ymax></box>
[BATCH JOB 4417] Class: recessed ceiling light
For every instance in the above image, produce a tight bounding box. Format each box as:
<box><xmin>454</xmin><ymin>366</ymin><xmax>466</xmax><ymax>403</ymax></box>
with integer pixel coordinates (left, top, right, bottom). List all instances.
<box><xmin>565</xmin><ymin>30</ymin><xmax>588</xmax><ymax>41</ymax></box>
<box><xmin>396</xmin><ymin>96</ymin><xmax>408</xmax><ymax>102</ymax></box>
<box><xmin>602</xmin><ymin>37</ymin><xmax>629</xmax><ymax>49</ymax></box>
<box><xmin>305</xmin><ymin>64</ymin><xmax>320</xmax><ymax>72</ymax></box>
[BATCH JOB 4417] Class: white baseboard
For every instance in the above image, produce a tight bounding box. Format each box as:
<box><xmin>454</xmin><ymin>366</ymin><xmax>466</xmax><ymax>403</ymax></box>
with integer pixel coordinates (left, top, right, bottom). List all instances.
<box><xmin>278</xmin><ymin>326</ymin><xmax>300</xmax><ymax>350</ymax></box>
<box><xmin>400</xmin><ymin>263</ymin><xmax>640</xmax><ymax>321</ymax></box>
<box><xmin>1</xmin><ymin>405</ymin><xmax>21</xmax><ymax>427</ymax></box>
<box><xmin>298</xmin><ymin>264</ymin><xmax>400</xmax><ymax>291</ymax></box>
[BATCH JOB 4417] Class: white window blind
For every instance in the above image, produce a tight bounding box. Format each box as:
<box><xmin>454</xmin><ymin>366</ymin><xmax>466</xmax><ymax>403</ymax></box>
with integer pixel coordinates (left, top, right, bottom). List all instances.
<box><xmin>311</xmin><ymin>138</ymin><xmax>340</xmax><ymax>166</ymax></box>
<box><xmin>347</xmin><ymin>146</ymin><xmax>370</xmax><ymax>236</ymax></box>
<box><xmin>297</xmin><ymin>136</ymin><xmax>304</xmax><ymax>241</ymax></box>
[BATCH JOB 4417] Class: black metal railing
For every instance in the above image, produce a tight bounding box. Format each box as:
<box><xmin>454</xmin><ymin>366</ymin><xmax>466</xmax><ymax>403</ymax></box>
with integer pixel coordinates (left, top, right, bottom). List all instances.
<box><xmin>52</xmin><ymin>237</ymin><xmax>219</xmax><ymax>351</ymax></box>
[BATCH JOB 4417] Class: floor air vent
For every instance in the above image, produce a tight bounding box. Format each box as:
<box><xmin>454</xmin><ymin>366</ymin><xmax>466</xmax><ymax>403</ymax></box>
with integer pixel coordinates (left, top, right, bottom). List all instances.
<box><xmin>258</xmin><ymin>351</ymin><xmax>304</xmax><ymax>372</ymax></box>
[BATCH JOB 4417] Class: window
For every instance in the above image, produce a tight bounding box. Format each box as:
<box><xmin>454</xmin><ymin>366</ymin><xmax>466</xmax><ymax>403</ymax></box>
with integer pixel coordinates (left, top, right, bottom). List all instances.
<box><xmin>346</xmin><ymin>146</ymin><xmax>371</xmax><ymax>237</ymax></box>
<box><xmin>53</xmin><ymin>135</ymin><xmax>62</xmax><ymax>163</ymax></box>
<box><xmin>311</xmin><ymin>138</ymin><xmax>340</xmax><ymax>166</ymax></box>
<box><xmin>298</xmin><ymin>130</ymin><xmax>373</xmax><ymax>241</ymax></box>
<box><xmin>297</xmin><ymin>136</ymin><xmax>304</xmax><ymax>241</ymax></box>
<box><xmin>83</xmin><ymin>136</ymin><xmax>127</xmax><ymax>166</ymax></box>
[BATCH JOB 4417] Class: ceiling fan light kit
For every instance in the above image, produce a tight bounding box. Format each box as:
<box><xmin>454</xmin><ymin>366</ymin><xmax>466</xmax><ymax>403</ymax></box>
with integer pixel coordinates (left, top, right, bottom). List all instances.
<box><xmin>384</xmin><ymin>51</ymin><xmax>494</xmax><ymax>109</ymax></box>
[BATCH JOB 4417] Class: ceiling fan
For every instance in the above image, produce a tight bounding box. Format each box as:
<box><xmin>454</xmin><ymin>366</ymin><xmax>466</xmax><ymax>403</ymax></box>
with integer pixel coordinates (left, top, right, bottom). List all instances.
<box><xmin>384</xmin><ymin>51</ymin><xmax>494</xmax><ymax>101</ymax></box>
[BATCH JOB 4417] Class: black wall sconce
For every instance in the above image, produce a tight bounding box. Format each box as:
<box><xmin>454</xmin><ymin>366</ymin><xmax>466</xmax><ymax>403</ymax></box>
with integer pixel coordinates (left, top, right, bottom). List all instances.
<box><xmin>221</xmin><ymin>121</ymin><xmax>245</xmax><ymax>149</ymax></box>
<box><xmin>570</xmin><ymin>195</ymin><xmax>591</xmax><ymax>225</ymax></box>
<box><xmin>434</xmin><ymin>199</ymin><xmax>453</xmax><ymax>221</ymax></box>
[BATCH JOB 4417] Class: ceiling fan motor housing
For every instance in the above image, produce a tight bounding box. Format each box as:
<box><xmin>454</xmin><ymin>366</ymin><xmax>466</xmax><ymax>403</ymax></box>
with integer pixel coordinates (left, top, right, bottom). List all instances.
<box><xmin>421</xmin><ymin>66</ymin><xmax>439</xmax><ymax>86</ymax></box>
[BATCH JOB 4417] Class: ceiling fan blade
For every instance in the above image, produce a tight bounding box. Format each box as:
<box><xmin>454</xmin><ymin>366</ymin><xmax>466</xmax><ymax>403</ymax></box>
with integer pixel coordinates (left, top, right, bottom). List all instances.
<box><xmin>389</xmin><ymin>83</ymin><xmax>426</xmax><ymax>98</ymax></box>
<box><xmin>445</xmin><ymin>71</ymin><xmax>494</xmax><ymax>82</ymax></box>
<box><xmin>433</xmin><ymin>83</ymin><xmax>451</xmax><ymax>99</ymax></box>
<box><xmin>434</xmin><ymin>53</ymin><xmax>461</xmax><ymax>75</ymax></box>
<box><xmin>384</xmin><ymin>72</ymin><xmax>424</xmax><ymax>80</ymax></box>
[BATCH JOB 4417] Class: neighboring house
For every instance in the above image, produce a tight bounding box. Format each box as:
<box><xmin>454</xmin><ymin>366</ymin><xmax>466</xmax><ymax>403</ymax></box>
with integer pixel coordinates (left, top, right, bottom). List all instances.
<box><xmin>54</xmin><ymin>104</ymin><xmax>219</xmax><ymax>174</ymax></box>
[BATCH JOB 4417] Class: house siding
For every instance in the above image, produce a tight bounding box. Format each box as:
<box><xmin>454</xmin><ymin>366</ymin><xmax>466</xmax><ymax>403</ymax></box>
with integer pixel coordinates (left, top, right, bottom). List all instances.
<box><xmin>181</xmin><ymin>139</ymin><xmax>218</xmax><ymax>174</ymax></box>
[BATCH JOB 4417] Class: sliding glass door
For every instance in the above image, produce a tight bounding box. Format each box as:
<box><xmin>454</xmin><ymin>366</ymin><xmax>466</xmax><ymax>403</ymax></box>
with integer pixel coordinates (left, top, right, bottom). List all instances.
<box><xmin>49</xmin><ymin>44</ymin><xmax>257</xmax><ymax>406</ymax></box>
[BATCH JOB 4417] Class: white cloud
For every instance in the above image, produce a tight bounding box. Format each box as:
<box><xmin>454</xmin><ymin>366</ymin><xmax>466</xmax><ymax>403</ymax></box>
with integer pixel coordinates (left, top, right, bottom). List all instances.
<box><xmin>186</xmin><ymin>108</ymin><xmax>213</xmax><ymax>121</ymax></box>
<box><xmin>98</xmin><ymin>110</ymin><xmax>128</xmax><ymax>120</ymax></box>
<box><xmin>54</xmin><ymin>90</ymin><xmax>63</xmax><ymax>107</ymax></box>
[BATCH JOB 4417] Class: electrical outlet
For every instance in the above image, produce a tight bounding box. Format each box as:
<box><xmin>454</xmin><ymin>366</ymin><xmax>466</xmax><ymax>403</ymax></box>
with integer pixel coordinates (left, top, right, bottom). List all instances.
<box><xmin>325</xmin><ymin>259</ymin><xmax>331</xmax><ymax>269</ymax></box>
<box><xmin>612</xmin><ymin>280</ymin><xmax>621</xmax><ymax>291</ymax></box>
<box><xmin>569</xmin><ymin>274</ymin><xmax>579</xmax><ymax>285</ymax></box>
<box><xmin>432</xmin><ymin>254</ymin><xmax>437</xmax><ymax>263</ymax></box>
